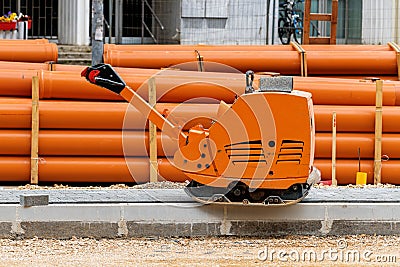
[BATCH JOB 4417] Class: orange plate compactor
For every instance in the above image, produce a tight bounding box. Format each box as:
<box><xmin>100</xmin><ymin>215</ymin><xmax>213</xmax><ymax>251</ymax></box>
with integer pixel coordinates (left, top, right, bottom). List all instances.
<box><xmin>82</xmin><ymin>64</ymin><xmax>320</xmax><ymax>206</ymax></box>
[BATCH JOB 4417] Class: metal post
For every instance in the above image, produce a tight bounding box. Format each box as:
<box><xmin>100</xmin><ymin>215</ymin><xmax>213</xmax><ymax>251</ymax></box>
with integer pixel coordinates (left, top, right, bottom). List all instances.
<box><xmin>17</xmin><ymin>0</ymin><xmax>21</xmax><ymax>13</ymax></box>
<box><xmin>141</xmin><ymin>0</ymin><xmax>145</xmax><ymax>44</ymax></box>
<box><xmin>266</xmin><ymin>0</ymin><xmax>271</xmax><ymax>44</ymax></box>
<box><xmin>272</xmin><ymin>0</ymin><xmax>276</xmax><ymax>44</ymax></box>
<box><xmin>115</xmin><ymin>0</ymin><xmax>123</xmax><ymax>44</ymax></box>
<box><xmin>92</xmin><ymin>0</ymin><xmax>104</xmax><ymax>66</ymax></box>
<box><xmin>109</xmin><ymin>0</ymin><xmax>113</xmax><ymax>43</ymax></box>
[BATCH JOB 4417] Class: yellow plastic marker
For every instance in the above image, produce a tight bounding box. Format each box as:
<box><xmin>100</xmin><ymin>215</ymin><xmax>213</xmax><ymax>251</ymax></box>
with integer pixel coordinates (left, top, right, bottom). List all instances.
<box><xmin>356</xmin><ymin>147</ymin><xmax>367</xmax><ymax>185</ymax></box>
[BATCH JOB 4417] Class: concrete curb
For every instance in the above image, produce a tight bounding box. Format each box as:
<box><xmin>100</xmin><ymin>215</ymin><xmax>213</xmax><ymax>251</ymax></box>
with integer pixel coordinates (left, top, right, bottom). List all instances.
<box><xmin>1</xmin><ymin>202</ymin><xmax>399</xmax><ymax>238</ymax></box>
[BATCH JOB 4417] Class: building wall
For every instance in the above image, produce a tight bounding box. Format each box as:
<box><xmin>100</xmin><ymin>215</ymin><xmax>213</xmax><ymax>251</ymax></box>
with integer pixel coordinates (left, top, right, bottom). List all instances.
<box><xmin>362</xmin><ymin>0</ymin><xmax>397</xmax><ymax>44</ymax></box>
<box><xmin>180</xmin><ymin>0</ymin><xmax>268</xmax><ymax>45</ymax></box>
<box><xmin>58</xmin><ymin>0</ymin><xmax>90</xmax><ymax>45</ymax></box>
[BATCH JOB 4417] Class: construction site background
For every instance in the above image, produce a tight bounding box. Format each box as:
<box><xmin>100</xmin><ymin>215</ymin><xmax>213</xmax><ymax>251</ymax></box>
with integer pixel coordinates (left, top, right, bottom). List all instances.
<box><xmin>0</xmin><ymin>0</ymin><xmax>399</xmax><ymax>46</ymax></box>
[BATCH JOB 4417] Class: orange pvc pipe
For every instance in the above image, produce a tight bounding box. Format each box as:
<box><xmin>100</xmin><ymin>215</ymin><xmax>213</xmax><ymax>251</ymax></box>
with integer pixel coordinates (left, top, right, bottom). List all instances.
<box><xmin>38</xmin><ymin>71</ymin><xmax>123</xmax><ymax>101</ymax></box>
<box><xmin>3</xmin><ymin>98</ymin><xmax>400</xmax><ymax>132</ymax></box>
<box><xmin>314</xmin><ymin>105</ymin><xmax>400</xmax><ymax>132</ymax></box>
<box><xmin>0</xmin><ymin>62</ymin><xmax>94</xmax><ymax>72</ymax></box>
<box><xmin>105</xmin><ymin>50</ymin><xmax>302</xmax><ymax>74</ymax></box>
<box><xmin>4</xmin><ymin>130</ymin><xmax>400</xmax><ymax>160</ymax></box>
<box><xmin>316</xmin><ymin>75</ymin><xmax>399</xmax><ymax>81</ymax></box>
<box><xmin>0</xmin><ymin>130</ymin><xmax>176</xmax><ymax>157</ymax></box>
<box><xmin>0</xmin><ymin>61</ymin><xmax>158</xmax><ymax>73</ymax></box>
<box><xmin>0</xmin><ymin>157</ymin><xmax>187</xmax><ymax>183</ymax></box>
<box><xmin>295</xmin><ymin>78</ymin><xmax>399</xmax><ymax>106</ymax></box>
<box><xmin>0</xmin><ymin>69</ymin><xmax>40</xmax><ymax>96</ymax></box>
<box><xmin>315</xmin><ymin>133</ymin><xmax>400</xmax><ymax>159</ymax></box>
<box><xmin>104</xmin><ymin>44</ymin><xmax>393</xmax><ymax>52</ymax></box>
<box><xmin>5</xmin><ymin>155</ymin><xmax>400</xmax><ymax>185</ymax></box>
<box><xmin>314</xmin><ymin>159</ymin><xmax>400</xmax><ymax>185</ymax></box>
<box><xmin>2</xmin><ymin>69</ymin><xmax>399</xmax><ymax>106</ymax></box>
<box><xmin>0</xmin><ymin>98</ymin><xmax>218</xmax><ymax>130</ymax></box>
<box><xmin>0</xmin><ymin>39</ymin><xmax>49</xmax><ymax>44</ymax></box>
<box><xmin>3</xmin><ymin>157</ymin><xmax>400</xmax><ymax>184</ymax></box>
<box><xmin>0</xmin><ymin>43</ymin><xmax>58</xmax><ymax>63</ymax></box>
<box><xmin>0</xmin><ymin>61</ymin><xmax>50</xmax><ymax>70</ymax></box>
<box><xmin>104</xmin><ymin>49</ymin><xmax>398</xmax><ymax>75</ymax></box>
<box><xmin>306</xmin><ymin>51</ymin><xmax>397</xmax><ymax>75</ymax></box>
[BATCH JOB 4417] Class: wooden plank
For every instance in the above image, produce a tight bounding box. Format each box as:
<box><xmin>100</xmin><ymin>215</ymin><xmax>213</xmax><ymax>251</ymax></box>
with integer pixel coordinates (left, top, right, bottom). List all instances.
<box><xmin>302</xmin><ymin>0</ymin><xmax>311</xmax><ymax>45</ymax></box>
<box><xmin>290</xmin><ymin>42</ymin><xmax>307</xmax><ymax>77</ymax></box>
<box><xmin>48</xmin><ymin>61</ymin><xmax>56</xmax><ymax>71</ymax></box>
<box><xmin>303</xmin><ymin>0</ymin><xmax>337</xmax><ymax>45</ymax></box>
<box><xmin>309</xmin><ymin>13</ymin><xmax>332</xmax><ymax>21</ymax></box>
<box><xmin>374</xmin><ymin>80</ymin><xmax>383</xmax><ymax>185</ymax></box>
<box><xmin>308</xmin><ymin>37</ymin><xmax>331</xmax><ymax>44</ymax></box>
<box><xmin>331</xmin><ymin>112</ymin><xmax>337</xmax><ymax>186</ymax></box>
<box><xmin>30</xmin><ymin>76</ymin><xmax>40</xmax><ymax>185</ymax></box>
<box><xmin>148</xmin><ymin>77</ymin><xmax>158</xmax><ymax>183</ymax></box>
<box><xmin>330</xmin><ymin>0</ymin><xmax>338</xmax><ymax>44</ymax></box>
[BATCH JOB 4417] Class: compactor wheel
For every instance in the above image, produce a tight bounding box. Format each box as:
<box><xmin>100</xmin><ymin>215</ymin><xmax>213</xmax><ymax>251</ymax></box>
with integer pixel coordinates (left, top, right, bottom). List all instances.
<box><xmin>184</xmin><ymin>180</ymin><xmax>312</xmax><ymax>207</ymax></box>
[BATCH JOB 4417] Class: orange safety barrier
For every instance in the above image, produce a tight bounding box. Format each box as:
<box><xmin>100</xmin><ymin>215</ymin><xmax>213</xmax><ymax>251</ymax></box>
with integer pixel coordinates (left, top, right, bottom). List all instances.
<box><xmin>0</xmin><ymin>157</ymin><xmax>187</xmax><ymax>183</ymax></box>
<box><xmin>0</xmin><ymin>43</ymin><xmax>58</xmax><ymax>63</ymax></box>
<box><xmin>314</xmin><ymin>159</ymin><xmax>400</xmax><ymax>185</ymax></box>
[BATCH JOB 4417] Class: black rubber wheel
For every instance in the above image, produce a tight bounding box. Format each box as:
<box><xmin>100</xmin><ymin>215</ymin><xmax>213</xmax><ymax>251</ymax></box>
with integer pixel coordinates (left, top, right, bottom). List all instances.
<box><xmin>278</xmin><ymin>18</ymin><xmax>291</xmax><ymax>45</ymax></box>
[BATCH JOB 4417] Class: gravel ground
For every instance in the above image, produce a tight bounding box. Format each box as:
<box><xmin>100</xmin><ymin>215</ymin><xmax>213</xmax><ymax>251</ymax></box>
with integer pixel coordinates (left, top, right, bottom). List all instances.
<box><xmin>10</xmin><ymin>182</ymin><xmax>399</xmax><ymax>191</ymax></box>
<box><xmin>13</xmin><ymin>181</ymin><xmax>188</xmax><ymax>190</ymax></box>
<box><xmin>0</xmin><ymin>235</ymin><xmax>399</xmax><ymax>267</ymax></box>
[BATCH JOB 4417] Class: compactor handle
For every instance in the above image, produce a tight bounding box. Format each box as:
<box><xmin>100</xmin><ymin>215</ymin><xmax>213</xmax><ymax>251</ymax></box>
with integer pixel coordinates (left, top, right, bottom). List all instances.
<box><xmin>81</xmin><ymin>63</ymin><xmax>187</xmax><ymax>143</ymax></box>
<box><xmin>81</xmin><ymin>64</ymin><xmax>126</xmax><ymax>94</ymax></box>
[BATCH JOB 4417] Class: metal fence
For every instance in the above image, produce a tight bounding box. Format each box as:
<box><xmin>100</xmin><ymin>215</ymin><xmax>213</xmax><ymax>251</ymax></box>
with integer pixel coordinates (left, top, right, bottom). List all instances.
<box><xmin>0</xmin><ymin>0</ymin><xmax>58</xmax><ymax>39</ymax></box>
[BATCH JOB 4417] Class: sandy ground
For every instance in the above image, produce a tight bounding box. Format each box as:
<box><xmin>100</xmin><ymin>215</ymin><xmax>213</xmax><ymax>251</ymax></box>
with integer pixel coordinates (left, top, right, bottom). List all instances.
<box><xmin>0</xmin><ymin>235</ymin><xmax>399</xmax><ymax>267</ymax></box>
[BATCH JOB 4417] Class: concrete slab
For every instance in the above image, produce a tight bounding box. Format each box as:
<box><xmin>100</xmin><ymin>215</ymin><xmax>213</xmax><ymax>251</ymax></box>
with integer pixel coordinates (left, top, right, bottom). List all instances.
<box><xmin>0</xmin><ymin>187</ymin><xmax>399</xmax><ymax>204</ymax></box>
<box><xmin>0</xmin><ymin>202</ymin><xmax>398</xmax><ymax>238</ymax></box>
<box><xmin>0</xmin><ymin>187</ymin><xmax>398</xmax><ymax>238</ymax></box>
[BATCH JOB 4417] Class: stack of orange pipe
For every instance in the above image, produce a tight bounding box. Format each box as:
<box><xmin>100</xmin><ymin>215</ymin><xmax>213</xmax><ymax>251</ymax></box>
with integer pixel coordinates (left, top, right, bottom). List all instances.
<box><xmin>1</xmin><ymin>43</ymin><xmax>400</xmax><ymax>184</ymax></box>
<box><xmin>0</xmin><ymin>39</ymin><xmax>58</xmax><ymax>63</ymax></box>
<box><xmin>103</xmin><ymin>44</ymin><xmax>400</xmax><ymax>79</ymax></box>
<box><xmin>2</xmin><ymin>93</ymin><xmax>400</xmax><ymax>184</ymax></box>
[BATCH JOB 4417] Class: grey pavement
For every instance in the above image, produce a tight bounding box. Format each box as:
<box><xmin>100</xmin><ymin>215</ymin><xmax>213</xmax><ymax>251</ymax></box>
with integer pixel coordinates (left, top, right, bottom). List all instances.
<box><xmin>0</xmin><ymin>187</ymin><xmax>399</xmax><ymax>204</ymax></box>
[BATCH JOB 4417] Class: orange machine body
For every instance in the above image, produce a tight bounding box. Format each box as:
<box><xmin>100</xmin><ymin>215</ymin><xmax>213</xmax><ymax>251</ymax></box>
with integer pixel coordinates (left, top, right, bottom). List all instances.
<box><xmin>173</xmin><ymin>90</ymin><xmax>315</xmax><ymax>190</ymax></box>
<box><xmin>81</xmin><ymin>64</ymin><xmax>317</xmax><ymax>198</ymax></box>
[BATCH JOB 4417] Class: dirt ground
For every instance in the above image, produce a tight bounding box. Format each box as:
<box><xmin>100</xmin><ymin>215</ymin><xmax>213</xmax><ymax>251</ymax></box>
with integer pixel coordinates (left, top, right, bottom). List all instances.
<box><xmin>0</xmin><ymin>235</ymin><xmax>399</xmax><ymax>267</ymax></box>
